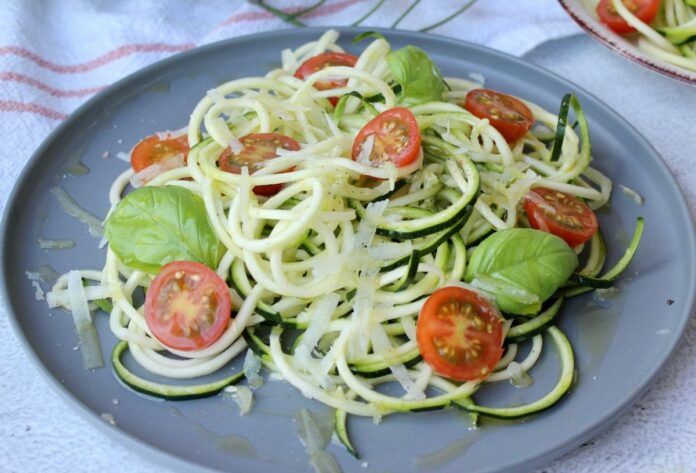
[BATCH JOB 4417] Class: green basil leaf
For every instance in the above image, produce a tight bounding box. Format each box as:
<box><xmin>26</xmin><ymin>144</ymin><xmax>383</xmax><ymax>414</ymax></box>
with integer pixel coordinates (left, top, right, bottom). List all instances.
<box><xmin>105</xmin><ymin>186</ymin><xmax>223</xmax><ymax>273</ymax></box>
<box><xmin>465</xmin><ymin>229</ymin><xmax>578</xmax><ymax>315</ymax></box>
<box><xmin>386</xmin><ymin>45</ymin><xmax>445</xmax><ymax>105</ymax></box>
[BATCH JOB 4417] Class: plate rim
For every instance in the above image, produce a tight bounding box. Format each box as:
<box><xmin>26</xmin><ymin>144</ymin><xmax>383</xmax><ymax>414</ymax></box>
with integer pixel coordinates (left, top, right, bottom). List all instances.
<box><xmin>557</xmin><ymin>0</ymin><xmax>696</xmax><ymax>86</ymax></box>
<box><xmin>1</xmin><ymin>25</ymin><xmax>695</xmax><ymax>473</ymax></box>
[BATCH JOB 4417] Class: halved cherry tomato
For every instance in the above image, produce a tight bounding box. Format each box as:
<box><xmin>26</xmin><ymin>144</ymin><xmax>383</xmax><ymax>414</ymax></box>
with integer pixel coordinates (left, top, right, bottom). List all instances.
<box><xmin>130</xmin><ymin>134</ymin><xmax>189</xmax><ymax>173</ymax></box>
<box><xmin>294</xmin><ymin>52</ymin><xmax>358</xmax><ymax>106</ymax></box>
<box><xmin>145</xmin><ymin>261</ymin><xmax>231</xmax><ymax>351</ymax></box>
<box><xmin>417</xmin><ymin>286</ymin><xmax>503</xmax><ymax>382</ymax></box>
<box><xmin>597</xmin><ymin>0</ymin><xmax>660</xmax><ymax>35</ymax></box>
<box><xmin>524</xmin><ymin>187</ymin><xmax>598</xmax><ymax>247</ymax></box>
<box><xmin>462</xmin><ymin>89</ymin><xmax>534</xmax><ymax>143</ymax></box>
<box><xmin>219</xmin><ymin>133</ymin><xmax>300</xmax><ymax>197</ymax></box>
<box><xmin>351</xmin><ymin>107</ymin><xmax>422</xmax><ymax>172</ymax></box>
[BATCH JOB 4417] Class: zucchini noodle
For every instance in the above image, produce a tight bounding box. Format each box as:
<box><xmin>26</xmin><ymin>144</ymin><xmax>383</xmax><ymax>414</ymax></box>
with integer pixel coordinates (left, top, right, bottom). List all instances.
<box><xmin>44</xmin><ymin>30</ymin><xmax>637</xmax><ymax>449</ymax></box>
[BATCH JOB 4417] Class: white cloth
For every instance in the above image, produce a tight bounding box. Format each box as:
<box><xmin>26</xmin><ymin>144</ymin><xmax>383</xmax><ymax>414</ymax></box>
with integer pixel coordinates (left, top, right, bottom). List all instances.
<box><xmin>4</xmin><ymin>2</ymin><xmax>696</xmax><ymax>473</ymax></box>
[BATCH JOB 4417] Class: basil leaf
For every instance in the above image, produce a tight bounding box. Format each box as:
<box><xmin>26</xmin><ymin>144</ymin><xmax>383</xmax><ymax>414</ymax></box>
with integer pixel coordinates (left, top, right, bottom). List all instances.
<box><xmin>386</xmin><ymin>45</ymin><xmax>445</xmax><ymax>105</ymax></box>
<box><xmin>105</xmin><ymin>186</ymin><xmax>223</xmax><ymax>273</ymax></box>
<box><xmin>465</xmin><ymin>229</ymin><xmax>578</xmax><ymax>315</ymax></box>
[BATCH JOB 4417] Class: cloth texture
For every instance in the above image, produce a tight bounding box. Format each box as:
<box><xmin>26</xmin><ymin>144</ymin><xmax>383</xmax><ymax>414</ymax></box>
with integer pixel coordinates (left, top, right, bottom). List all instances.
<box><xmin>1</xmin><ymin>1</ymin><xmax>695</xmax><ymax>473</ymax></box>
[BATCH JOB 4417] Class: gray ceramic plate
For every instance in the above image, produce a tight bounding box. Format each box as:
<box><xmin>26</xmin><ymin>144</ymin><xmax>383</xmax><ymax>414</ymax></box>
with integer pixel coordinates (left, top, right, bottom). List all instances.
<box><xmin>1</xmin><ymin>27</ymin><xmax>695</xmax><ymax>473</ymax></box>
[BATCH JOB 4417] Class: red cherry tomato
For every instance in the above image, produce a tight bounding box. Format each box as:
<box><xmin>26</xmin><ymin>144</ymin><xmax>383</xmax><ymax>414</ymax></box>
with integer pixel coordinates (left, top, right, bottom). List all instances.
<box><xmin>294</xmin><ymin>52</ymin><xmax>358</xmax><ymax>106</ymax></box>
<box><xmin>219</xmin><ymin>133</ymin><xmax>300</xmax><ymax>197</ymax></box>
<box><xmin>462</xmin><ymin>89</ymin><xmax>534</xmax><ymax>143</ymax></box>
<box><xmin>145</xmin><ymin>261</ymin><xmax>231</xmax><ymax>351</ymax></box>
<box><xmin>524</xmin><ymin>187</ymin><xmax>599</xmax><ymax>247</ymax></box>
<box><xmin>417</xmin><ymin>286</ymin><xmax>504</xmax><ymax>382</ymax></box>
<box><xmin>130</xmin><ymin>134</ymin><xmax>189</xmax><ymax>173</ymax></box>
<box><xmin>597</xmin><ymin>0</ymin><xmax>660</xmax><ymax>35</ymax></box>
<box><xmin>351</xmin><ymin>107</ymin><xmax>422</xmax><ymax>172</ymax></box>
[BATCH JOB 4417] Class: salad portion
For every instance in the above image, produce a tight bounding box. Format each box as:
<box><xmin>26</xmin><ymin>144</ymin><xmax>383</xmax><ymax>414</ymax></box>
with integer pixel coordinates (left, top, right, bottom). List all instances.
<box><xmin>590</xmin><ymin>0</ymin><xmax>696</xmax><ymax>72</ymax></box>
<box><xmin>45</xmin><ymin>30</ymin><xmax>643</xmax><ymax>459</ymax></box>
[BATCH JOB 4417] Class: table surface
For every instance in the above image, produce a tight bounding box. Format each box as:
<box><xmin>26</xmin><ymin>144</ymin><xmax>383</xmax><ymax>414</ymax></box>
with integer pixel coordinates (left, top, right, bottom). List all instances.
<box><xmin>1</xmin><ymin>34</ymin><xmax>695</xmax><ymax>473</ymax></box>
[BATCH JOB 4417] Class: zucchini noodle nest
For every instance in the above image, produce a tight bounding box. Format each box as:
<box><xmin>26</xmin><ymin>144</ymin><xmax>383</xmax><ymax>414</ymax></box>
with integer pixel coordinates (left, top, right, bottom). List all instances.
<box><xmin>46</xmin><ymin>30</ymin><xmax>643</xmax><ymax>448</ymax></box>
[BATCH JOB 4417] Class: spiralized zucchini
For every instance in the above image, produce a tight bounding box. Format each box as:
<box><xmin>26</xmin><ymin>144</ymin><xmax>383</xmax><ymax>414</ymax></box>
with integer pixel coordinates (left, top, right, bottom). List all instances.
<box><xmin>46</xmin><ymin>30</ymin><xmax>629</xmax><ymax>448</ymax></box>
<box><xmin>582</xmin><ymin>0</ymin><xmax>696</xmax><ymax>72</ymax></box>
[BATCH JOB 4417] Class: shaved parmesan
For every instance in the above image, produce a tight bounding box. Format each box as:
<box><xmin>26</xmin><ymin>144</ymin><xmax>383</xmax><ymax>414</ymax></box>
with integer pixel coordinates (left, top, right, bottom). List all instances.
<box><xmin>507</xmin><ymin>361</ymin><xmax>532</xmax><ymax>388</ymax></box>
<box><xmin>370</xmin><ymin>325</ymin><xmax>425</xmax><ymax>400</ymax></box>
<box><xmin>129</xmin><ymin>153</ymin><xmax>185</xmax><ymax>188</ymax></box>
<box><xmin>32</xmin><ymin>281</ymin><xmax>45</xmax><ymax>300</ymax></box>
<box><xmin>37</xmin><ymin>238</ymin><xmax>75</xmax><ymax>250</ymax></box>
<box><xmin>25</xmin><ymin>266</ymin><xmax>60</xmax><ymax>284</ymax></box>
<box><xmin>67</xmin><ymin>271</ymin><xmax>103</xmax><ymax>370</ymax></box>
<box><xmin>317</xmin><ymin>75</ymin><xmax>345</xmax><ymax>83</ymax></box>
<box><xmin>356</xmin><ymin>134</ymin><xmax>375</xmax><ymax>165</ymax></box>
<box><xmin>593</xmin><ymin>286</ymin><xmax>620</xmax><ymax>309</ymax></box>
<box><xmin>154</xmin><ymin>126</ymin><xmax>187</xmax><ymax>140</ymax></box>
<box><xmin>228</xmin><ymin>136</ymin><xmax>244</xmax><ymax>154</ymax></box>
<box><xmin>310</xmin><ymin>254</ymin><xmax>344</xmax><ymax>279</ymax></box>
<box><xmin>354</xmin><ymin>200</ymin><xmax>388</xmax><ymax>250</ymax></box>
<box><xmin>223</xmin><ymin>385</ymin><xmax>254</xmax><ymax>415</ymax></box>
<box><xmin>299</xmin><ymin>294</ymin><xmax>340</xmax><ymax>352</ymax></box>
<box><xmin>507</xmin><ymin>170</ymin><xmax>541</xmax><ymax>207</ymax></box>
<box><xmin>524</xmin><ymin>188</ymin><xmax>556</xmax><ymax>214</ymax></box>
<box><xmin>210</xmin><ymin>116</ymin><xmax>244</xmax><ymax>154</ymax></box>
<box><xmin>317</xmin><ymin>329</ymin><xmax>350</xmax><ymax>379</ymax></box>
<box><xmin>243</xmin><ymin>350</ymin><xmax>264</xmax><ymax>389</ymax></box>
<box><xmin>296</xmin><ymin>409</ymin><xmax>341</xmax><ymax>473</ymax></box>
<box><xmin>350</xmin><ymin>270</ymin><xmax>377</xmax><ymax>359</ymax></box>
<box><xmin>294</xmin><ymin>345</ymin><xmax>332</xmax><ymax>389</ymax></box>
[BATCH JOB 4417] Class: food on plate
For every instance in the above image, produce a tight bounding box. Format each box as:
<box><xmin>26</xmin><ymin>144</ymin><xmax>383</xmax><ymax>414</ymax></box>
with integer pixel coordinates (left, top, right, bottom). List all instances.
<box><xmin>44</xmin><ymin>30</ymin><xmax>643</xmax><ymax>459</ymax></box>
<box><xmin>591</xmin><ymin>0</ymin><xmax>696</xmax><ymax>72</ymax></box>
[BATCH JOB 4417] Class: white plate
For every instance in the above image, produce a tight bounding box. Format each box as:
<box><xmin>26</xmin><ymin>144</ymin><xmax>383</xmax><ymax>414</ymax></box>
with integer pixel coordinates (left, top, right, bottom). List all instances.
<box><xmin>559</xmin><ymin>0</ymin><xmax>696</xmax><ymax>85</ymax></box>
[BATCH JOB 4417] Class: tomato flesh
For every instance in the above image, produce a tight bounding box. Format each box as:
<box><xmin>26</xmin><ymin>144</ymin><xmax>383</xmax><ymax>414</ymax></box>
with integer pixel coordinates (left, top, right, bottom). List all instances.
<box><xmin>597</xmin><ymin>0</ymin><xmax>660</xmax><ymax>35</ymax></box>
<box><xmin>524</xmin><ymin>187</ymin><xmax>598</xmax><ymax>247</ymax></box>
<box><xmin>131</xmin><ymin>134</ymin><xmax>189</xmax><ymax>173</ymax></box>
<box><xmin>219</xmin><ymin>133</ymin><xmax>300</xmax><ymax>196</ymax></box>
<box><xmin>294</xmin><ymin>52</ymin><xmax>358</xmax><ymax>106</ymax></box>
<box><xmin>351</xmin><ymin>107</ymin><xmax>422</xmax><ymax>172</ymax></box>
<box><xmin>145</xmin><ymin>261</ymin><xmax>231</xmax><ymax>351</ymax></box>
<box><xmin>462</xmin><ymin>89</ymin><xmax>534</xmax><ymax>143</ymax></box>
<box><xmin>417</xmin><ymin>286</ymin><xmax>503</xmax><ymax>382</ymax></box>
